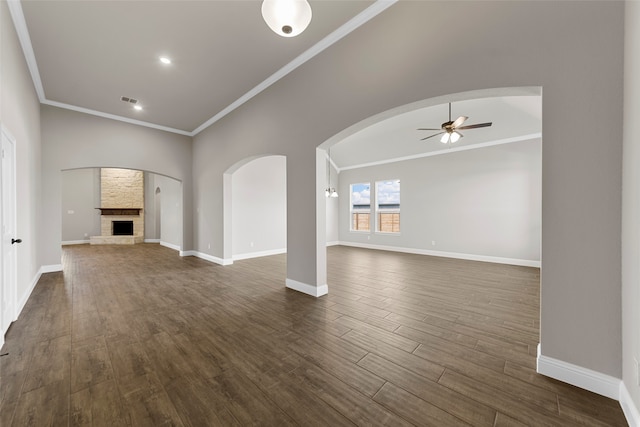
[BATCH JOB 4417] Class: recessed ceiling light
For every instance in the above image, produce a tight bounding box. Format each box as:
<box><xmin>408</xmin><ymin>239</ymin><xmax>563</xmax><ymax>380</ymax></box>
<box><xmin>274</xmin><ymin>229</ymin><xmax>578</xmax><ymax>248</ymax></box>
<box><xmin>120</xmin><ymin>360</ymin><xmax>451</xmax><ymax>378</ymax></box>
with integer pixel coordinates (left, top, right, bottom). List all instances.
<box><xmin>159</xmin><ymin>56</ymin><xmax>171</xmax><ymax>65</ymax></box>
<box><xmin>133</xmin><ymin>105</ymin><xmax>143</xmax><ymax>111</ymax></box>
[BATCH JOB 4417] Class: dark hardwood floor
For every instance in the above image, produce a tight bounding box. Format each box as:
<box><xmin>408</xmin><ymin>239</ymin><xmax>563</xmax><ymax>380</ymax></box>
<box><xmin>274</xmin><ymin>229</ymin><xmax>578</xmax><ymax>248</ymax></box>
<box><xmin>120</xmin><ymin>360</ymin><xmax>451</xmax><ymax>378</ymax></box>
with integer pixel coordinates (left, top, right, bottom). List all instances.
<box><xmin>0</xmin><ymin>244</ymin><xmax>627</xmax><ymax>426</ymax></box>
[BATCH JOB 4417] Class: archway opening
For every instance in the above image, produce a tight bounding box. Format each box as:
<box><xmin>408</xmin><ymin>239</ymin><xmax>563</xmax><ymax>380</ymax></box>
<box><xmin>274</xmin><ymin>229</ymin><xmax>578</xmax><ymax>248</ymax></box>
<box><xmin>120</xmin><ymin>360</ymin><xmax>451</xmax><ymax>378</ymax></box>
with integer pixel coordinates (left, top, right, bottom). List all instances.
<box><xmin>60</xmin><ymin>167</ymin><xmax>183</xmax><ymax>251</ymax></box>
<box><xmin>314</xmin><ymin>87</ymin><xmax>542</xmax><ymax>353</ymax></box>
<box><xmin>223</xmin><ymin>155</ymin><xmax>287</xmax><ymax>263</ymax></box>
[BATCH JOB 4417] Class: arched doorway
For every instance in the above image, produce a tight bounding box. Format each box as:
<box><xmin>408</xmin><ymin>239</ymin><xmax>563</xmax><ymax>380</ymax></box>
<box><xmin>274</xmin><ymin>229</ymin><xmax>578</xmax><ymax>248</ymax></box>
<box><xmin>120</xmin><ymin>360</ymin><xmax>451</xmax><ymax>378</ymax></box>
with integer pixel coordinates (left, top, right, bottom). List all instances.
<box><xmin>155</xmin><ymin>187</ymin><xmax>162</xmax><ymax>239</ymax></box>
<box><xmin>222</xmin><ymin>155</ymin><xmax>287</xmax><ymax>263</ymax></box>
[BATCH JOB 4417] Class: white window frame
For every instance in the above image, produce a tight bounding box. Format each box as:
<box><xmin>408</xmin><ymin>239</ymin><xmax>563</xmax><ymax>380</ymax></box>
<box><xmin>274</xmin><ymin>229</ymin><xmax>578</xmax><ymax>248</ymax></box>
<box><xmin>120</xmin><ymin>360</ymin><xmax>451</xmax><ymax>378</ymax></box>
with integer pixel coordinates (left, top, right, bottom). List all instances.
<box><xmin>350</xmin><ymin>182</ymin><xmax>371</xmax><ymax>232</ymax></box>
<box><xmin>375</xmin><ymin>179</ymin><xmax>400</xmax><ymax>234</ymax></box>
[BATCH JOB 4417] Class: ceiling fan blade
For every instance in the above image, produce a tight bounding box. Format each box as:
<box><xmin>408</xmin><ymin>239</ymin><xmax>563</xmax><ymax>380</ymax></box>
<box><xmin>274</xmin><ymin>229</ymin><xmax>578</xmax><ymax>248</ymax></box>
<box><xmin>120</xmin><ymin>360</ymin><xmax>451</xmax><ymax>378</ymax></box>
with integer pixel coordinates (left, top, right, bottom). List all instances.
<box><xmin>457</xmin><ymin>122</ymin><xmax>492</xmax><ymax>130</ymax></box>
<box><xmin>452</xmin><ymin>116</ymin><xmax>468</xmax><ymax>128</ymax></box>
<box><xmin>417</xmin><ymin>128</ymin><xmax>442</xmax><ymax>131</ymax></box>
<box><xmin>421</xmin><ymin>132</ymin><xmax>444</xmax><ymax>141</ymax></box>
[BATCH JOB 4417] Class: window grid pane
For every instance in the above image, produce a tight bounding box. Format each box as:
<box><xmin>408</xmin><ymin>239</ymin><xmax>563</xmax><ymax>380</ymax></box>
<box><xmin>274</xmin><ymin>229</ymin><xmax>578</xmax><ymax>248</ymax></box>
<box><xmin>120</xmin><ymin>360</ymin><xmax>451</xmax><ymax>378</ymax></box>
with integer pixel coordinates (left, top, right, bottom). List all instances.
<box><xmin>352</xmin><ymin>213</ymin><xmax>370</xmax><ymax>231</ymax></box>
<box><xmin>350</xmin><ymin>183</ymin><xmax>371</xmax><ymax>232</ymax></box>
<box><xmin>378</xmin><ymin>212</ymin><xmax>400</xmax><ymax>233</ymax></box>
<box><xmin>376</xmin><ymin>179</ymin><xmax>400</xmax><ymax>233</ymax></box>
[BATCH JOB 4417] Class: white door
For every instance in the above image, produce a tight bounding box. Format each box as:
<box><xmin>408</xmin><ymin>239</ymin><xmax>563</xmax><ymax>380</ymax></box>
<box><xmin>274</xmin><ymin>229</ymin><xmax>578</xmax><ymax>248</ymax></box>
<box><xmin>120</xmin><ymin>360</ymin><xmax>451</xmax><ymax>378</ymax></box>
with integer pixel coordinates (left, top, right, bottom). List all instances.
<box><xmin>1</xmin><ymin>127</ymin><xmax>18</xmax><ymax>338</ymax></box>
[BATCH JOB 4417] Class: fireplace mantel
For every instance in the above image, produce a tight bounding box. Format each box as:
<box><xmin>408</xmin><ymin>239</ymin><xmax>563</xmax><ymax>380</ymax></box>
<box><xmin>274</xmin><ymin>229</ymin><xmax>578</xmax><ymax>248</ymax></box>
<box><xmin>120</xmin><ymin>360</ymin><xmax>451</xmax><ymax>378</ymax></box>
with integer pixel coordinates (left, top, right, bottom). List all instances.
<box><xmin>96</xmin><ymin>208</ymin><xmax>142</xmax><ymax>216</ymax></box>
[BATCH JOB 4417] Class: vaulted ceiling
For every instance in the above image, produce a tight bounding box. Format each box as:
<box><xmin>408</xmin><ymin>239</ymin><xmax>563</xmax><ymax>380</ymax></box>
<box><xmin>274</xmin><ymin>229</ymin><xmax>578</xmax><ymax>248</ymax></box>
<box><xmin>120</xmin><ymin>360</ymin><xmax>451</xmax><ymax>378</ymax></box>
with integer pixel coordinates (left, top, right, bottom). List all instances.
<box><xmin>11</xmin><ymin>1</ymin><xmax>541</xmax><ymax>168</ymax></box>
<box><xmin>13</xmin><ymin>0</ymin><xmax>376</xmax><ymax>134</ymax></box>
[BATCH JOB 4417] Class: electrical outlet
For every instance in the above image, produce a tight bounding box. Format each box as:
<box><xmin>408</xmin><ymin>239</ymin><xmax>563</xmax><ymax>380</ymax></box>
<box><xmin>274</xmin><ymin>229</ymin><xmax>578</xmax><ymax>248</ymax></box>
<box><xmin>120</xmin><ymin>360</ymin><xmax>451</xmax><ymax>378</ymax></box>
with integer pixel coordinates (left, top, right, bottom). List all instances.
<box><xmin>207</xmin><ymin>243</ymin><xmax>211</xmax><ymax>250</ymax></box>
<box><xmin>250</xmin><ymin>241</ymin><xmax>254</xmax><ymax>247</ymax></box>
<box><xmin>432</xmin><ymin>240</ymin><xmax>436</xmax><ymax>246</ymax></box>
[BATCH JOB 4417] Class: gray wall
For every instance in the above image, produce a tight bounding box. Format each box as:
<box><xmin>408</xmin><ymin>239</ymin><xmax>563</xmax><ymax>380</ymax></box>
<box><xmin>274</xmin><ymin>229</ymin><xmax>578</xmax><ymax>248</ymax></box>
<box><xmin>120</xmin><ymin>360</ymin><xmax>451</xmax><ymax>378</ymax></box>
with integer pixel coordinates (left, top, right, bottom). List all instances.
<box><xmin>338</xmin><ymin>139</ymin><xmax>541</xmax><ymax>264</ymax></box>
<box><xmin>623</xmin><ymin>0</ymin><xmax>640</xmax><ymax>411</ymax></box>
<box><xmin>192</xmin><ymin>1</ymin><xmax>623</xmax><ymax>378</ymax></box>
<box><xmin>61</xmin><ymin>168</ymin><xmax>100</xmax><ymax>242</ymax></box>
<box><xmin>154</xmin><ymin>174</ymin><xmax>182</xmax><ymax>249</ymax></box>
<box><xmin>231</xmin><ymin>155</ymin><xmax>286</xmax><ymax>258</ymax></box>
<box><xmin>144</xmin><ymin>171</ymin><xmax>182</xmax><ymax>245</ymax></box>
<box><xmin>41</xmin><ymin>105</ymin><xmax>193</xmax><ymax>262</ymax></box>
<box><xmin>60</xmin><ymin>169</ymin><xmax>179</xmax><ymax>245</ymax></box>
<box><xmin>1</xmin><ymin>0</ymin><xmax>42</xmax><ymax>312</ymax></box>
<box><xmin>5</xmin><ymin>0</ymin><xmax>631</xmax><ymax>404</ymax></box>
<box><xmin>144</xmin><ymin>171</ymin><xmax>157</xmax><ymax>240</ymax></box>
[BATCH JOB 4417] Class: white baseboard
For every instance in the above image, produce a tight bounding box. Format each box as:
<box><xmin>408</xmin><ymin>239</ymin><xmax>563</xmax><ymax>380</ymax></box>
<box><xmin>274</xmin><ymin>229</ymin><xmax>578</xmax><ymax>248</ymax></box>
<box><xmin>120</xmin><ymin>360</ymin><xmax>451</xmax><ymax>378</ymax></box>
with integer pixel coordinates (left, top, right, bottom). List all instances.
<box><xmin>144</xmin><ymin>239</ymin><xmax>160</xmax><ymax>243</ymax></box>
<box><xmin>285</xmin><ymin>278</ymin><xmax>328</xmax><ymax>297</ymax></box>
<box><xmin>160</xmin><ymin>241</ymin><xmax>180</xmax><ymax>251</ymax></box>
<box><xmin>8</xmin><ymin>264</ymin><xmax>64</xmax><ymax>348</ymax></box>
<box><xmin>338</xmin><ymin>241</ymin><xmax>540</xmax><ymax>268</ymax></box>
<box><xmin>536</xmin><ymin>344</ymin><xmax>620</xmax><ymax>400</ymax></box>
<box><xmin>41</xmin><ymin>264</ymin><xmax>63</xmax><ymax>273</ymax></box>
<box><xmin>16</xmin><ymin>267</ymin><xmax>42</xmax><ymax>320</ymax></box>
<box><xmin>61</xmin><ymin>240</ymin><xmax>89</xmax><ymax>246</ymax></box>
<box><xmin>182</xmin><ymin>250</ymin><xmax>233</xmax><ymax>266</ymax></box>
<box><xmin>233</xmin><ymin>248</ymin><xmax>286</xmax><ymax>261</ymax></box>
<box><xmin>15</xmin><ymin>264</ymin><xmax>62</xmax><ymax>324</ymax></box>
<box><xmin>537</xmin><ymin>344</ymin><xmax>640</xmax><ymax>426</ymax></box>
<box><xmin>326</xmin><ymin>240</ymin><xmax>340</xmax><ymax>246</ymax></box>
<box><xmin>620</xmin><ymin>382</ymin><xmax>640</xmax><ymax>427</ymax></box>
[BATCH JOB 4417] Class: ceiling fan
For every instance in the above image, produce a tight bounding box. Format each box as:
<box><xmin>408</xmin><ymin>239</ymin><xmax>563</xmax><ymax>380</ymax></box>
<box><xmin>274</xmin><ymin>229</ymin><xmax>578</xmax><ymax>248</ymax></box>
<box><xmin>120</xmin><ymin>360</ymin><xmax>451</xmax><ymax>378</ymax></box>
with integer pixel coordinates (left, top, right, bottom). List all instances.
<box><xmin>418</xmin><ymin>103</ymin><xmax>492</xmax><ymax>144</ymax></box>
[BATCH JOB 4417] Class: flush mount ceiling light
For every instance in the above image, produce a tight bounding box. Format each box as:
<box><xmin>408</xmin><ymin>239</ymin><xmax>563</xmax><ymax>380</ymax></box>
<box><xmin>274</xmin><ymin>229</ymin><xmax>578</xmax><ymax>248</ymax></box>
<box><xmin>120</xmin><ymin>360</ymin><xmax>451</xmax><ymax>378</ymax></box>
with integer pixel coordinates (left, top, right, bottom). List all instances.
<box><xmin>261</xmin><ymin>0</ymin><xmax>312</xmax><ymax>37</ymax></box>
<box><xmin>159</xmin><ymin>56</ymin><xmax>171</xmax><ymax>65</ymax></box>
<box><xmin>133</xmin><ymin>105</ymin><xmax>143</xmax><ymax>111</ymax></box>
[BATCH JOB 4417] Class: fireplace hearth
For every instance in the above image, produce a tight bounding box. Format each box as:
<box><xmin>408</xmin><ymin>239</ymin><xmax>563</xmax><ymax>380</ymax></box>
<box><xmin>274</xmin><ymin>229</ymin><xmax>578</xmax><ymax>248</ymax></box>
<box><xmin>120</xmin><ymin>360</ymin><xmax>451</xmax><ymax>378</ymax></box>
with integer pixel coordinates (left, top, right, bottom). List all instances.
<box><xmin>89</xmin><ymin>168</ymin><xmax>145</xmax><ymax>245</ymax></box>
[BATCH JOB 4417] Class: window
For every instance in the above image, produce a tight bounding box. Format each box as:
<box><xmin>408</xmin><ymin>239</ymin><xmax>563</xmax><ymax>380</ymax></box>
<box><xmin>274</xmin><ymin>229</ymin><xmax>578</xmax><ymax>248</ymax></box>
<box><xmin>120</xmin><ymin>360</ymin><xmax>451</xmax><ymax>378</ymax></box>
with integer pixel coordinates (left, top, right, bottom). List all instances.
<box><xmin>350</xmin><ymin>183</ymin><xmax>370</xmax><ymax>231</ymax></box>
<box><xmin>376</xmin><ymin>179</ymin><xmax>400</xmax><ymax>233</ymax></box>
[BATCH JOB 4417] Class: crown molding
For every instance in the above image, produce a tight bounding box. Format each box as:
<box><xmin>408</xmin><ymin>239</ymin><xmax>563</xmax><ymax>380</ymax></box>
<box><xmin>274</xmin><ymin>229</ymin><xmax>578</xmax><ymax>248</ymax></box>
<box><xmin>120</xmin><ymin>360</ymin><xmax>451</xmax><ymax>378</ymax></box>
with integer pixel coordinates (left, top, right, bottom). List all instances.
<box><xmin>338</xmin><ymin>133</ymin><xmax>542</xmax><ymax>172</ymax></box>
<box><xmin>8</xmin><ymin>0</ymin><xmax>397</xmax><ymax>137</ymax></box>
<box><xmin>7</xmin><ymin>0</ymin><xmax>45</xmax><ymax>101</ymax></box>
<box><xmin>42</xmin><ymin>100</ymin><xmax>193</xmax><ymax>136</ymax></box>
<box><xmin>192</xmin><ymin>0</ymin><xmax>397</xmax><ymax>135</ymax></box>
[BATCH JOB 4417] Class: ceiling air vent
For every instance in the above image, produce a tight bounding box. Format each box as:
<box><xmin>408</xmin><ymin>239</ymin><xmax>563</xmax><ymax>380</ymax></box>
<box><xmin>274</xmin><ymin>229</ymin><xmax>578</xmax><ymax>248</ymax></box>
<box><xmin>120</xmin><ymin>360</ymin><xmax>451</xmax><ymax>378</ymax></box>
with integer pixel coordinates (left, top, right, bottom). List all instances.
<box><xmin>120</xmin><ymin>96</ymin><xmax>138</xmax><ymax>104</ymax></box>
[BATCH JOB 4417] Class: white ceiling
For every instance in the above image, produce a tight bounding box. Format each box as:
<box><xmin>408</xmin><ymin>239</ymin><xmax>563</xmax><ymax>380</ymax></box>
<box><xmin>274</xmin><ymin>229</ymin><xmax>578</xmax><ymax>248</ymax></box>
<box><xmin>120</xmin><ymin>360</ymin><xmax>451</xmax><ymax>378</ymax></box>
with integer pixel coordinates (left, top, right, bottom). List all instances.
<box><xmin>11</xmin><ymin>1</ymin><xmax>541</xmax><ymax>168</ymax></box>
<box><xmin>331</xmin><ymin>95</ymin><xmax>542</xmax><ymax>170</ymax></box>
<box><xmin>13</xmin><ymin>0</ymin><xmax>377</xmax><ymax>134</ymax></box>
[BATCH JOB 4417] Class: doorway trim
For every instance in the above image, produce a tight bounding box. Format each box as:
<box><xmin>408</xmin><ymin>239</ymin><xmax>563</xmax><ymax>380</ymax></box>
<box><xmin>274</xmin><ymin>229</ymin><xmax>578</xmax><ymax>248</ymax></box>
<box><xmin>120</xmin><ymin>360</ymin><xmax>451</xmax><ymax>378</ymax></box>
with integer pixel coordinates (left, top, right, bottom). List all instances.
<box><xmin>0</xmin><ymin>125</ymin><xmax>18</xmax><ymax>346</ymax></box>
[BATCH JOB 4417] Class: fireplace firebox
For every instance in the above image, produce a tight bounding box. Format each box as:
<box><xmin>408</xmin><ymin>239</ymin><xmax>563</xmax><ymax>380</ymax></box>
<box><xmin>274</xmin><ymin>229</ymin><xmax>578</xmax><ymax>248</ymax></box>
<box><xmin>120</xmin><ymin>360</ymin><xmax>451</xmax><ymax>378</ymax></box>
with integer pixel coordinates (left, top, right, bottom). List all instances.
<box><xmin>112</xmin><ymin>220</ymin><xmax>134</xmax><ymax>236</ymax></box>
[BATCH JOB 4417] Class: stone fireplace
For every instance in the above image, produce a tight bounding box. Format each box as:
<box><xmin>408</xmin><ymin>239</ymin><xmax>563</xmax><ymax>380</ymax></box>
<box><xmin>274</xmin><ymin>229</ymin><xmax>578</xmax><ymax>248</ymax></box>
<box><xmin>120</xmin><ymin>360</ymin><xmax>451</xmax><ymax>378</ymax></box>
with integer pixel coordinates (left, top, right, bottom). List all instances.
<box><xmin>90</xmin><ymin>168</ymin><xmax>144</xmax><ymax>245</ymax></box>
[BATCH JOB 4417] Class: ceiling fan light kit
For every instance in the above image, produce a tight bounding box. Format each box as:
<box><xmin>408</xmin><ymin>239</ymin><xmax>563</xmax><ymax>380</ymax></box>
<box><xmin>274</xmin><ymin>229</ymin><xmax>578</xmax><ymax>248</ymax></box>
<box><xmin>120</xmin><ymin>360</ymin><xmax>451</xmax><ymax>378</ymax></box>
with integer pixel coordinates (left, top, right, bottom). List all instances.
<box><xmin>262</xmin><ymin>0</ymin><xmax>312</xmax><ymax>37</ymax></box>
<box><xmin>419</xmin><ymin>103</ymin><xmax>492</xmax><ymax>145</ymax></box>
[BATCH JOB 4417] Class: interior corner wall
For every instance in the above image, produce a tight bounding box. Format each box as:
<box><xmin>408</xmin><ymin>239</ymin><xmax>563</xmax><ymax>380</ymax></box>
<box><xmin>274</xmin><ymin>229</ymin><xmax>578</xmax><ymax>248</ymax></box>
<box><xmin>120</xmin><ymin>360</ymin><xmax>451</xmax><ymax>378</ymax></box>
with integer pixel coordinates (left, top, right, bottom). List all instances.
<box><xmin>622</xmin><ymin>0</ymin><xmax>640</xmax><ymax>413</ymax></box>
<box><xmin>61</xmin><ymin>168</ymin><xmax>100</xmax><ymax>242</ymax></box>
<box><xmin>192</xmin><ymin>1</ymin><xmax>623</xmax><ymax>379</ymax></box>
<box><xmin>231</xmin><ymin>155</ymin><xmax>286</xmax><ymax>258</ymax></box>
<box><xmin>40</xmin><ymin>105</ymin><xmax>193</xmax><ymax>266</ymax></box>
<box><xmin>338</xmin><ymin>139</ymin><xmax>541</xmax><ymax>264</ymax></box>
<box><xmin>154</xmin><ymin>174</ymin><xmax>182</xmax><ymax>249</ymax></box>
<box><xmin>144</xmin><ymin>171</ymin><xmax>157</xmax><ymax>240</ymax></box>
<box><xmin>1</xmin><ymin>0</ymin><xmax>42</xmax><ymax>311</ymax></box>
